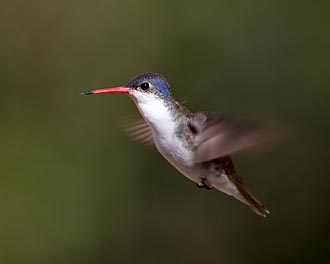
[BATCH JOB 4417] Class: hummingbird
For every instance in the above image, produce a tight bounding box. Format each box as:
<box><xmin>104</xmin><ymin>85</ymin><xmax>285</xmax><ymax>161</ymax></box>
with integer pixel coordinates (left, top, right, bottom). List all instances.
<box><xmin>82</xmin><ymin>72</ymin><xmax>277</xmax><ymax>217</ymax></box>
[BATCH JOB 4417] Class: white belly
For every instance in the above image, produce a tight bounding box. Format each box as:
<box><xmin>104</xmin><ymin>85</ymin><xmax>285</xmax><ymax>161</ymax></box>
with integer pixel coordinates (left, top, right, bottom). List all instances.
<box><xmin>153</xmin><ymin>133</ymin><xmax>200</xmax><ymax>182</ymax></box>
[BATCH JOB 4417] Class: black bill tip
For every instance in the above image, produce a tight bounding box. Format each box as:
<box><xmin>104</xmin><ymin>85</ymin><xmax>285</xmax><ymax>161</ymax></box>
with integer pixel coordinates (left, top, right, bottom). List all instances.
<box><xmin>81</xmin><ymin>91</ymin><xmax>93</xmax><ymax>95</ymax></box>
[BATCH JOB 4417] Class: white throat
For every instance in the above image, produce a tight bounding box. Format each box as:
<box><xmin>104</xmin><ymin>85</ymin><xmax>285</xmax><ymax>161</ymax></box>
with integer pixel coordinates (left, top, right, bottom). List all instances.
<box><xmin>129</xmin><ymin>91</ymin><xmax>175</xmax><ymax>138</ymax></box>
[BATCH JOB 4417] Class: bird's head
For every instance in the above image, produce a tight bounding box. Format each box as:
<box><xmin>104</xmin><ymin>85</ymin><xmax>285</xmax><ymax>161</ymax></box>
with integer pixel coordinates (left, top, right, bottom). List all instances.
<box><xmin>82</xmin><ymin>72</ymin><xmax>172</xmax><ymax>103</ymax></box>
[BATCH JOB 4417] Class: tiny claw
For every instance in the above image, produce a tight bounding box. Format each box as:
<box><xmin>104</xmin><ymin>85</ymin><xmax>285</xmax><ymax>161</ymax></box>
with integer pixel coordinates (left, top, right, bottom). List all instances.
<box><xmin>196</xmin><ymin>179</ymin><xmax>212</xmax><ymax>190</ymax></box>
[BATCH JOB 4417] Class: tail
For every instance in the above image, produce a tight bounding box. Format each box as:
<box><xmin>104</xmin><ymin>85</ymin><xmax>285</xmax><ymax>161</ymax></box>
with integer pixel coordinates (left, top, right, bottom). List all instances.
<box><xmin>215</xmin><ymin>156</ymin><xmax>270</xmax><ymax>217</ymax></box>
<box><xmin>233</xmin><ymin>179</ymin><xmax>270</xmax><ymax>217</ymax></box>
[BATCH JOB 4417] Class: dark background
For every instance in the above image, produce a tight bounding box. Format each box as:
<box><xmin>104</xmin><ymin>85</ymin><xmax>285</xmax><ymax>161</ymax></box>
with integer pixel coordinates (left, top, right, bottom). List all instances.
<box><xmin>1</xmin><ymin>0</ymin><xmax>329</xmax><ymax>263</ymax></box>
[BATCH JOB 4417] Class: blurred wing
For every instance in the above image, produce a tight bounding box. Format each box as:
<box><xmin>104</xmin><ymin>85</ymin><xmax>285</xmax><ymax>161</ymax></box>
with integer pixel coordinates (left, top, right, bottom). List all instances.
<box><xmin>191</xmin><ymin>112</ymin><xmax>281</xmax><ymax>163</ymax></box>
<box><xmin>123</xmin><ymin>115</ymin><xmax>154</xmax><ymax>146</ymax></box>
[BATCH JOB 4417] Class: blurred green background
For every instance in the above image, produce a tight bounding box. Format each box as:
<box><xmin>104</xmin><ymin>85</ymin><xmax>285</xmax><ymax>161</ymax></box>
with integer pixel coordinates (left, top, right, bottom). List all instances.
<box><xmin>0</xmin><ymin>0</ymin><xmax>329</xmax><ymax>263</ymax></box>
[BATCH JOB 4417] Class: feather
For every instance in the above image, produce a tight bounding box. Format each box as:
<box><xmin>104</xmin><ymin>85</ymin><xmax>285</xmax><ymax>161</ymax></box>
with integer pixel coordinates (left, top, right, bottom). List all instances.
<box><xmin>123</xmin><ymin>115</ymin><xmax>154</xmax><ymax>146</ymax></box>
<box><xmin>190</xmin><ymin>112</ymin><xmax>281</xmax><ymax>163</ymax></box>
<box><xmin>217</xmin><ymin>156</ymin><xmax>270</xmax><ymax>217</ymax></box>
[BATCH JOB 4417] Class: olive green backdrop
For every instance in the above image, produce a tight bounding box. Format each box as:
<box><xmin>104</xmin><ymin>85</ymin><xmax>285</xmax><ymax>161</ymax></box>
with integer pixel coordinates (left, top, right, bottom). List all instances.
<box><xmin>0</xmin><ymin>0</ymin><xmax>329</xmax><ymax>263</ymax></box>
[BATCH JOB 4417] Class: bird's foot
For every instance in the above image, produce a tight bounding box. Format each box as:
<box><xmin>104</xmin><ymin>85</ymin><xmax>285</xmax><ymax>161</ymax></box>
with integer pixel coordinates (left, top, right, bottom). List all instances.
<box><xmin>196</xmin><ymin>178</ymin><xmax>212</xmax><ymax>190</ymax></box>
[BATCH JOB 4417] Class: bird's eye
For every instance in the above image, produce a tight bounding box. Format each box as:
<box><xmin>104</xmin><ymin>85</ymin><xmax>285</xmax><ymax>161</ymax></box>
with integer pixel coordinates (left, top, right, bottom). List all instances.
<box><xmin>140</xmin><ymin>83</ymin><xmax>149</xmax><ymax>90</ymax></box>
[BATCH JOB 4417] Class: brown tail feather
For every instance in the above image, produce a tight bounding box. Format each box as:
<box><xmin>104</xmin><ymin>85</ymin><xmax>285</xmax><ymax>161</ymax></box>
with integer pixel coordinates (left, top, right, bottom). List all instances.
<box><xmin>220</xmin><ymin>156</ymin><xmax>270</xmax><ymax>217</ymax></box>
<box><xmin>234</xmin><ymin>180</ymin><xmax>270</xmax><ymax>217</ymax></box>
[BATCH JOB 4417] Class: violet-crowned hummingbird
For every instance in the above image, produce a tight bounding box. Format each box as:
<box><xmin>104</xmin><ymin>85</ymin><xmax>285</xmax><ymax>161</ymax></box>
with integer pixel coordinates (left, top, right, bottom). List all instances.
<box><xmin>82</xmin><ymin>72</ymin><xmax>278</xmax><ymax>217</ymax></box>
